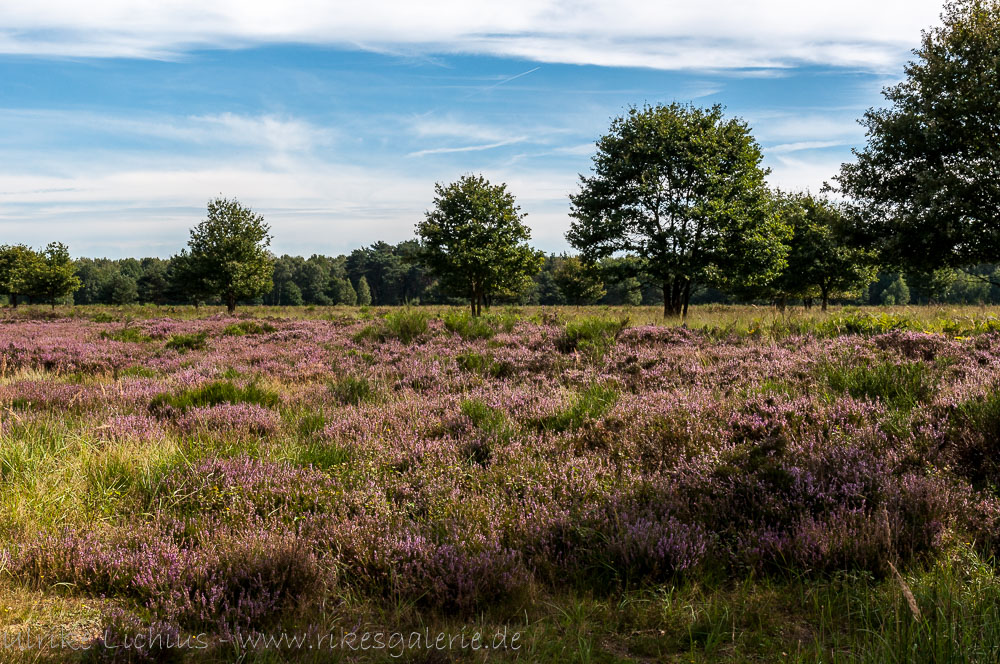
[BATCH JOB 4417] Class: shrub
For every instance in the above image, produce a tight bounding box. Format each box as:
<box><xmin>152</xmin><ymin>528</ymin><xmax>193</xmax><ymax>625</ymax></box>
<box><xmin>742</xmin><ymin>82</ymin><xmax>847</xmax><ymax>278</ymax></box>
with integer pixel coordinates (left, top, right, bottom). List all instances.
<box><xmin>164</xmin><ymin>332</ymin><xmax>208</xmax><ymax>352</ymax></box>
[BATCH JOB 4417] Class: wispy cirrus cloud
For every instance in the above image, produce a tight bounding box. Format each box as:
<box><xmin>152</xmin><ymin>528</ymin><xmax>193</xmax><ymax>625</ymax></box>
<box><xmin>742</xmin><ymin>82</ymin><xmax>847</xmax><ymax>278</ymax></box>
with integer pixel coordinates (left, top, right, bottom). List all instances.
<box><xmin>0</xmin><ymin>0</ymin><xmax>943</xmax><ymax>72</ymax></box>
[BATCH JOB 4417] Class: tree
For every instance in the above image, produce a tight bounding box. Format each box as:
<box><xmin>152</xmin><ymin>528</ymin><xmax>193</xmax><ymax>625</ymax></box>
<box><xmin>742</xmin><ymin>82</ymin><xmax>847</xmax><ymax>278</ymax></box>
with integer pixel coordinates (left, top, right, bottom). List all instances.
<box><xmin>552</xmin><ymin>255</ymin><xmax>606</xmax><ymax>305</ymax></box>
<box><xmin>185</xmin><ymin>197</ymin><xmax>274</xmax><ymax>313</ymax></box>
<box><xmin>356</xmin><ymin>276</ymin><xmax>372</xmax><ymax>306</ymax></box>
<box><xmin>109</xmin><ymin>273</ymin><xmax>139</xmax><ymax>305</ymax></box>
<box><xmin>881</xmin><ymin>276</ymin><xmax>911</xmax><ymax>305</ymax></box>
<box><xmin>836</xmin><ymin>0</ymin><xmax>1000</xmax><ymax>278</ymax></box>
<box><xmin>416</xmin><ymin>175</ymin><xmax>541</xmax><ymax>316</ymax></box>
<box><xmin>766</xmin><ymin>193</ymin><xmax>877</xmax><ymax>310</ymax></box>
<box><xmin>26</xmin><ymin>242</ymin><xmax>82</xmax><ymax>308</ymax></box>
<box><xmin>0</xmin><ymin>245</ymin><xmax>42</xmax><ymax>307</ymax></box>
<box><xmin>568</xmin><ymin>103</ymin><xmax>789</xmax><ymax>317</ymax></box>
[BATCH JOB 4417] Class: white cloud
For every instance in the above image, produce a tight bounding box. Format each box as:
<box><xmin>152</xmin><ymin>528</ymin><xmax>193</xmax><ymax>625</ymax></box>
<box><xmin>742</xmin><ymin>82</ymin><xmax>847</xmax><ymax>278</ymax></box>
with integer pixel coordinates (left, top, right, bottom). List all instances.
<box><xmin>0</xmin><ymin>1</ymin><xmax>943</xmax><ymax>72</ymax></box>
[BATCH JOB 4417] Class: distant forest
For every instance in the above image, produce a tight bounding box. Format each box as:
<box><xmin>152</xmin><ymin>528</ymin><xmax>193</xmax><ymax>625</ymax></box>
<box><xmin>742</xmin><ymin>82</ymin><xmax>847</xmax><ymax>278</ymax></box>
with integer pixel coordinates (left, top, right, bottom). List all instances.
<box><xmin>61</xmin><ymin>241</ymin><xmax>1000</xmax><ymax>309</ymax></box>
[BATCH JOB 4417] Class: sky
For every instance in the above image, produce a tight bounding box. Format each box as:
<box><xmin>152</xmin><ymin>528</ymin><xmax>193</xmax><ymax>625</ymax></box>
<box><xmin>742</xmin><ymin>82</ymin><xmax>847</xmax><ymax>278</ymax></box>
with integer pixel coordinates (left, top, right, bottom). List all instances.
<box><xmin>0</xmin><ymin>0</ymin><xmax>946</xmax><ymax>258</ymax></box>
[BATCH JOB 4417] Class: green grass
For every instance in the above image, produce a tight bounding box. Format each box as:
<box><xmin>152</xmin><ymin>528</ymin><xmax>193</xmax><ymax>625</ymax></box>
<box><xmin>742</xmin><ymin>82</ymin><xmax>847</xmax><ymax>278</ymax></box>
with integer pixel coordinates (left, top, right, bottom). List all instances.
<box><xmin>148</xmin><ymin>380</ymin><xmax>280</xmax><ymax>414</ymax></box>
<box><xmin>328</xmin><ymin>375</ymin><xmax>377</xmax><ymax>406</ymax></box>
<box><xmin>534</xmin><ymin>384</ymin><xmax>620</xmax><ymax>432</ymax></box>
<box><xmin>98</xmin><ymin>327</ymin><xmax>151</xmax><ymax>343</ymax></box>
<box><xmin>556</xmin><ymin>316</ymin><xmax>629</xmax><ymax>357</ymax></box>
<box><xmin>442</xmin><ymin>310</ymin><xmax>518</xmax><ymax>340</ymax></box>
<box><xmin>222</xmin><ymin>320</ymin><xmax>277</xmax><ymax>336</ymax></box>
<box><xmin>164</xmin><ymin>331</ymin><xmax>208</xmax><ymax>352</ymax></box>
<box><xmin>820</xmin><ymin>359</ymin><xmax>936</xmax><ymax>408</ymax></box>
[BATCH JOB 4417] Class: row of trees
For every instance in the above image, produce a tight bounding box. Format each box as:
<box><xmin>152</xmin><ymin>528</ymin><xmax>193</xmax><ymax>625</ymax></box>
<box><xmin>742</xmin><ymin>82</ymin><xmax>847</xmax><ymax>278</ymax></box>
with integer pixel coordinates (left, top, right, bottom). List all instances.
<box><xmin>2</xmin><ymin>0</ymin><xmax>995</xmax><ymax>317</ymax></box>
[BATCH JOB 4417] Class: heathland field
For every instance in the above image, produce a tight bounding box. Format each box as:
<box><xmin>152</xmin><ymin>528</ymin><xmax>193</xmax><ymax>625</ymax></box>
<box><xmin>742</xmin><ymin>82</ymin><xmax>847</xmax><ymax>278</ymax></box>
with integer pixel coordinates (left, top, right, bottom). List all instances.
<box><xmin>6</xmin><ymin>305</ymin><xmax>1000</xmax><ymax>662</ymax></box>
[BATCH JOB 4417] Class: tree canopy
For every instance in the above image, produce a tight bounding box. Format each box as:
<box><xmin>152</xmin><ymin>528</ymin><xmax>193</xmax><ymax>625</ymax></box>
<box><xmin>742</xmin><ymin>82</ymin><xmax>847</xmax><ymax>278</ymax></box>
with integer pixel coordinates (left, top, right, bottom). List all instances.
<box><xmin>836</xmin><ymin>0</ymin><xmax>1000</xmax><ymax>277</ymax></box>
<box><xmin>416</xmin><ymin>175</ymin><xmax>541</xmax><ymax>316</ymax></box>
<box><xmin>567</xmin><ymin>103</ymin><xmax>789</xmax><ymax>317</ymax></box>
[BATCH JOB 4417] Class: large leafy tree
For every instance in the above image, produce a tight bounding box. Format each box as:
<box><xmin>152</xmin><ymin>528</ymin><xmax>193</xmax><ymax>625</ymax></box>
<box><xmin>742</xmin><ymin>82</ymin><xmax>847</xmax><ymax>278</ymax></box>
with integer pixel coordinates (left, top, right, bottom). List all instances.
<box><xmin>766</xmin><ymin>193</ymin><xmax>878</xmax><ymax>310</ymax></box>
<box><xmin>26</xmin><ymin>242</ymin><xmax>82</xmax><ymax>308</ymax></box>
<box><xmin>416</xmin><ymin>175</ymin><xmax>541</xmax><ymax>316</ymax></box>
<box><xmin>568</xmin><ymin>103</ymin><xmax>789</xmax><ymax>317</ymax></box>
<box><xmin>185</xmin><ymin>197</ymin><xmax>274</xmax><ymax>313</ymax></box>
<box><xmin>836</xmin><ymin>0</ymin><xmax>1000</xmax><ymax>277</ymax></box>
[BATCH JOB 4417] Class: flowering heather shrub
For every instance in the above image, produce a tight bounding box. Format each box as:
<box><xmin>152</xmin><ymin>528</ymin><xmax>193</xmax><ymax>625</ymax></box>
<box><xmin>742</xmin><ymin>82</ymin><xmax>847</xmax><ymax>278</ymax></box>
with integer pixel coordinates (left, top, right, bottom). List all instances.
<box><xmin>176</xmin><ymin>403</ymin><xmax>279</xmax><ymax>437</ymax></box>
<box><xmin>10</xmin><ymin>314</ymin><xmax>1000</xmax><ymax>638</ymax></box>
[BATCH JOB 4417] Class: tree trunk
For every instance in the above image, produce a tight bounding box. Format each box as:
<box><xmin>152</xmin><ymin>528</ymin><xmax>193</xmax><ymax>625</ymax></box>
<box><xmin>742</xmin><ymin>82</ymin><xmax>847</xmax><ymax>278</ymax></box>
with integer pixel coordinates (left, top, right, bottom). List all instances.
<box><xmin>226</xmin><ymin>293</ymin><xmax>237</xmax><ymax>314</ymax></box>
<box><xmin>803</xmin><ymin>297</ymin><xmax>813</xmax><ymax>310</ymax></box>
<box><xmin>662</xmin><ymin>280</ymin><xmax>683</xmax><ymax>318</ymax></box>
<box><xmin>470</xmin><ymin>297</ymin><xmax>476</xmax><ymax>317</ymax></box>
<box><xmin>776</xmin><ymin>297</ymin><xmax>787</xmax><ymax>313</ymax></box>
<box><xmin>821</xmin><ymin>287</ymin><xmax>829</xmax><ymax>312</ymax></box>
<box><xmin>10</xmin><ymin>294</ymin><xmax>17</xmax><ymax>309</ymax></box>
<box><xmin>681</xmin><ymin>280</ymin><xmax>691</xmax><ymax>319</ymax></box>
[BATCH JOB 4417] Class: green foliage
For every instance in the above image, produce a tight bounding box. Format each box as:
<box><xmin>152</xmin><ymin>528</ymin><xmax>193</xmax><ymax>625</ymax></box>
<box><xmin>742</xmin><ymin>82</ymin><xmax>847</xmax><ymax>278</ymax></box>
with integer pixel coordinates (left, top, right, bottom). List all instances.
<box><xmin>164</xmin><ymin>332</ymin><xmax>208</xmax><ymax>352</ymax></box>
<box><xmin>552</xmin><ymin>255</ymin><xmax>606</xmax><ymax>305</ymax></box>
<box><xmin>416</xmin><ymin>174</ymin><xmax>541</xmax><ymax>316</ymax></box>
<box><xmin>0</xmin><ymin>244</ymin><xmax>42</xmax><ymax>307</ymax></box>
<box><xmin>442</xmin><ymin>310</ymin><xmax>518</xmax><ymax>340</ymax></box>
<box><xmin>460</xmin><ymin>398</ymin><xmax>509</xmax><ymax>437</ymax></box>
<box><xmin>819</xmin><ymin>359</ymin><xmax>935</xmax><ymax>408</ymax></box>
<box><xmin>881</xmin><ymin>275</ymin><xmax>911</xmax><ymax>306</ymax></box>
<box><xmin>837</xmin><ymin>0</ymin><xmax>1000</xmax><ymax>275</ymax></box>
<box><xmin>149</xmin><ymin>381</ymin><xmax>280</xmax><ymax>414</ymax></box>
<box><xmin>534</xmin><ymin>384</ymin><xmax>620</xmax><ymax>432</ymax></box>
<box><xmin>455</xmin><ymin>351</ymin><xmax>513</xmax><ymax>378</ymax></box>
<box><xmin>222</xmin><ymin>320</ymin><xmax>276</xmax><ymax>336</ymax></box>
<box><xmin>24</xmin><ymin>242</ymin><xmax>82</xmax><ymax>308</ymax></box>
<box><xmin>355</xmin><ymin>275</ymin><xmax>372</xmax><ymax>306</ymax></box>
<box><xmin>758</xmin><ymin>192</ymin><xmax>877</xmax><ymax>309</ymax></box>
<box><xmin>555</xmin><ymin>316</ymin><xmax>628</xmax><ymax>356</ymax></box>
<box><xmin>99</xmin><ymin>326</ymin><xmax>152</xmax><ymax>343</ymax></box>
<box><xmin>185</xmin><ymin>197</ymin><xmax>274</xmax><ymax>313</ymax></box>
<box><xmin>568</xmin><ymin>103</ymin><xmax>789</xmax><ymax>317</ymax></box>
<box><xmin>328</xmin><ymin>375</ymin><xmax>377</xmax><ymax>406</ymax></box>
<box><xmin>354</xmin><ymin>309</ymin><xmax>429</xmax><ymax>345</ymax></box>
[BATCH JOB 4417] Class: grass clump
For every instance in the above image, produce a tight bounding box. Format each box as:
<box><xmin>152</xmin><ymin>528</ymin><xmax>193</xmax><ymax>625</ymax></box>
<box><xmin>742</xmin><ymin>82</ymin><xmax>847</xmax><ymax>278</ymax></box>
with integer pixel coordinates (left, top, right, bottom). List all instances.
<box><xmin>555</xmin><ymin>317</ymin><xmax>628</xmax><ymax>356</ymax></box>
<box><xmin>328</xmin><ymin>375</ymin><xmax>377</xmax><ymax>406</ymax></box>
<box><xmin>164</xmin><ymin>332</ymin><xmax>208</xmax><ymax>352</ymax></box>
<box><xmin>534</xmin><ymin>384</ymin><xmax>620</xmax><ymax>432</ymax></box>
<box><xmin>820</xmin><ymin>359</ymin><xmax>935</xmax><ymax>408</ymax></box>
<box><xmin>222</xmin><ymin>320</ymin><xmax>277</xmax><ymax>336</ymax></box>
<box><xmin>353</xmin><ymin>309</ymin><xmax>430</xmax><ymax>345</ymax></box>
<box><xmin>149</xmin><ymin>380</ymin><xmax>280</xmax><ymax>415</ymax></box>
<box><xmin>442</xmin><ymin>310</ymin><xmax>518</xmax><ymax>340</ymax></box>
<box><xmin>99</xmin><ymin>327</ymin><xmax>152</xmax><ymax>343</ymax></box>
<box><xmin>455</xmin><ymin>351</ymin><xmax>513</xmax><ymax>378</ymax></box>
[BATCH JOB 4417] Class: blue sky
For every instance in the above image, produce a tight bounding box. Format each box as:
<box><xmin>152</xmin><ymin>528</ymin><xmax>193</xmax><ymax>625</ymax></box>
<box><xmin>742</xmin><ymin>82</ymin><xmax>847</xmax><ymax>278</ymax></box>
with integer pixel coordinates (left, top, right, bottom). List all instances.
<box><xmin>0</xmin><ymin>1</ymin><xmax>944</xmax><ymax>258</ymax></box>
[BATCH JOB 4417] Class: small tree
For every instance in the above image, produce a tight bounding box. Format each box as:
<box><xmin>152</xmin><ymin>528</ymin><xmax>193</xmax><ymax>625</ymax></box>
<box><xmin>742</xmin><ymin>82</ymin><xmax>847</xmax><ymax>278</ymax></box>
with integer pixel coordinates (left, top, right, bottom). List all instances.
<box><xmin>109</xmin><ymin>273</ymin><xmax>139</xmax><ymax>305</ymax></box>
<box><xmin>552</xmin><ymin>255</ymin><xmax>606</xmax><ymax>306</ymax></box>
<box><xmin>356</xmin><ymin>276</ymin><xmax>372</xmax><ymax>306</ymax></box>
<box><xmin>770</xmin><ymin>193</ymin><xmax>877</xmax><ymax>310</ymax></box>
<box><xmin>568</xmin><ymin>103</ymin><xmax>789</xmax><ymax>317</ymax></box>
<box><xmin>186</xmin><ymin>197</ymin><xmax>274</xmax><ymax>314</ymax></box>
<box><xmin>0</xmin><ymin>244</ymin><xmax>42</xmax><ymax>307</ymax></box>
<box><xmin>26</xmin><ymin>242</ymin><xmax>82</xmax><ymax>308</ymax></box>
<box><xmin>416</xmin><ymin>175</ymin><xmax>541</xmax><ymax>316</ymax></box>
<box><xmin>881</xmin><ymin>276</ymin><xmax>910</xmax><ymax>306</ymax></box>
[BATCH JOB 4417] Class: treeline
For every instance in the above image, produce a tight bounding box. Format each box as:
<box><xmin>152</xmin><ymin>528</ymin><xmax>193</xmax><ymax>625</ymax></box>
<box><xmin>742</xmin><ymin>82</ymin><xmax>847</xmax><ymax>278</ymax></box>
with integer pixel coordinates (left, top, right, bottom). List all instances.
<box><xmin>28</xmin><ymin>249</ymin><xmax>1000</xmax><ymax>308</ymax></box>
<box><xmin>64</xmin><ymin>246</ymin><xmax>666</xmax><ymax>308</ymax></box>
